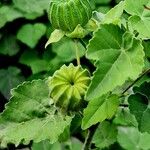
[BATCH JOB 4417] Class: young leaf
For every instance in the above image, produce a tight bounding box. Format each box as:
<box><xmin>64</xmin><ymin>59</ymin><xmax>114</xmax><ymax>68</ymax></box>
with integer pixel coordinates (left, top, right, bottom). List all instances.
<box><xmin>128</xmin><ymin>92</ymin><xmax>150</xmax><ymax>133</ymax></box>
<box><xmin>86</xmin><ymin>24</ymin><xmax>144</xmax><ymax>100</ymax></box>
<box><xmin>17</xmin><ymin>23</ymin><xmax>46</xmax><ymax>48</ymax></box>
<box><xmin>82</xmin><ymin>94</ymin><xmax>119</xmax><ymax>129</ymax></box>
<box><xmin>117</xmin><ymin>127</ymin><xmax>150</xmax><ymax>150</ymax></box>
<box><xmin>45</xmin><ymin>29</ymin><xmax>65</xmax><ymax>48</ymax></box>
<box><xmin>0</xmin><ymin>67</ymin><xmax>24</xmax><ymax>99</ymax></box>
<box><xmin>0</xmin><ymin>80</ymin><xmax>72</xmax><ymax>148</ymax></box>
<box><xmin>92</xmin><ymin>121</ymin><xmax>117</xmax><ymax>148</ymax></box>
<box><xmin>125</xmin><ymin>0</ymin><xmax>150</xmax><ymax>39</ymax></box>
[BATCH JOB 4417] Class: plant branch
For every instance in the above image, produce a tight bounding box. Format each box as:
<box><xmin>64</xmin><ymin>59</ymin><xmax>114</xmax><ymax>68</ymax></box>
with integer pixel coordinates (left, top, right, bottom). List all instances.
<box><xmin>122</xmin><ymin>68</ymin><xmax>150</xmax><ymax>95</ymax></box>
<box><xmin>82</xmin><ymin>123</ymin><xmax>99</xmax><ymax>150</ymax></box>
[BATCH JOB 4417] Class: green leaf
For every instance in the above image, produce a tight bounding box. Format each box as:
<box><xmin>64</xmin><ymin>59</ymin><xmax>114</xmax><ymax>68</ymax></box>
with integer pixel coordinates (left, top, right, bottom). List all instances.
<box><xmin>113</xmin><ymin>108</ymin><xmax>138</xmax><ymax>127</ymax></box>
<box><xmin>0</xmin><ymin>5</ymin><xmax>23</xmax><ymax>28</ymax></box>
<box><xmin>52</xmin><ymin>37</ymin><xmax>85</xmax><ymax>62</ymax></box>
<box><xmin>0</xmin><ymin>67</ymin><xmax>24</xmax><ymax>99</ymax></box>
<box><xmin>86</xmin><ymin>24</ymin><xmax>144</xmax><ymax>100</ymax></box>
<box><xmin>82</xmin><ymin>94</ymin><xmax>119</xmax><ymax>129</ymax></box>
<box><xmin>143</xmin><ymin>41</ymin><xmax>150</xmax><ymax>58</ymax></box>
<box><xmin>0</xmin><ymin>80</ymin><xmax>72</xmax><ymax>148</ymax></box>
<box><xmin>134</xmin><ymin>81</ymin><xmax>150</xmax><ymax>99</ymax></box>
<box><xmin>17</xmin><ymin>23</ymin><xmax>46</xmax><ymax>48</ymax></box>
<box><xmin>125</xmin><ymin>0</ymin><xmax>150</xmax><ymax>39</ymax></box>
<box><xmin>0</xmin><ymin>34</ymin><xmax>19</xmax><ymax>56</ymax></box>
<box><xmin>13</xmin><ymin>0</ymin><xmax>49</xmax><ymax>19</ymax></box>
<box><xmin>45</xmin><ymin>29</ymin><xmax>65</xmax><ymax>48</ymax></box>
<box><xmin>32</xmin><ymin>141</ymin><xmax>61</xmax><ymax>150</ymax></box>
<box><xmin>117</xmin><ymin>127</ymin><xmax>150</xmax><ymax>150</ymax></box>
<box><xmin>128</xmin><ymin>92</ymin><xmax>150</xmax><ymax>133</ymax></box>
<box><xmin>92</xmin><ymin>121</ymin><xmax>117</xmax><ymax>148</ymax></box>
<box><xmin>102</xmin><ymin>1</ymin><xmax>125</xmax><ymax>24</ymax></box>
<box><xmin>19</xmin><ymin>50</ymin><xmax>50</xmax><ymax>74</ymax></box>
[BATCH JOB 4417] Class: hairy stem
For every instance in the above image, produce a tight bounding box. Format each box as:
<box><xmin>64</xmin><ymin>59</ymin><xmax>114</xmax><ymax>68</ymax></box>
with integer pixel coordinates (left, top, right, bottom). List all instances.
<box><xmin>82</xmin><ymin>123</ymin><xmax>99</xmax><ymax>150</ymax></box>
<box><xmin>122</xmin><ymin>68</ymin><xmax>150</xmax><ymax>95</ymax></box>
<box><xmin>74</xmin><ymin>39</ymin><xmax>80</xmax><ymax>66</ymax></box>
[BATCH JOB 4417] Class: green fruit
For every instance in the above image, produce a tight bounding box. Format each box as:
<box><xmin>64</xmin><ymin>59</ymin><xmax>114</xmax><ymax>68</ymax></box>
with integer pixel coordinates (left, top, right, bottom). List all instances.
<box><xmin>48</xmin><ymin>64</ymin><xmax>91</xmax><ymax>111</ymax></box>
<box><xmin>49</xmin><ymin>0</ymin><xmax>92</xmax><ymax>32</ymax></box>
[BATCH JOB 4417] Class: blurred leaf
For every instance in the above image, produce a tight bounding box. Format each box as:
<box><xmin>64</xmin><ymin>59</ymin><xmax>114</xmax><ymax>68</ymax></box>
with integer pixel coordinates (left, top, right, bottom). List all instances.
<box><xmin>0</xmin><ymin>34</ymin><xmax>19</xmax><ymax>56</ymax></box>
<box><xmin>32</xmin><ymin>141</ymin><xmax>61</xmax><ymax>150</ymax></box>
<box><xmin>0</xmin><ymin>5</ymin><xmax>23</xmax><ymax>28</ymax></box>
<box><xmin>19</xmin><ymin>50</ymin><xmax>49</xmax><ymax>74</ymax></box>
<box><xmin>117</xmin><ymin>127</ymin><xmax>150</xmax><ymax>150</ymax></box>
<box><xmin>0</xmin><ymin>67</ymin><xmax>24</xmax><ymax>99</ymax></box>
<box><xmin>93</xmin><ymin>121</ymin><xmax>117</xmax><ymax>148</ymax></box>
<box><xmin>143</xmin><ymin>41</ymin><xmax>150</xmax><ymax>58</ymax></box>
<box><xmin>13</xmin><ymin>0</ymin><xmax>50</xmax><ymax>19</ymax></box>
<box><xmin>129</xmin><ymin>87</ymin><xmax>150</xmax><ymax>133</ymax></box>
<box><xmin>17</xmin><ymin>23</ymin><xmax>46</xmax><ymax>48</ymax></box>
<box><xmin>71</xmin><ymin>137</ymin><xmax>83</xmax><ymax>150</ymax></box>
<box><xmin>52</xmin><ymin>38</ymin><xmax>85</xmax><ymax>62</ymax></box>
<box><xmin>95</xmin><ymin>0</ymin><xmax>111</xmax><ymax>4</ymax></box>
<box><xmin>0</xmin><ymin>80</ymin><xmax>72</xmax><ymax>148</ymax></box>
<box><xmin>113</xmin><ymin>108</ymin><xmax>138</xmax><ymax>127</ymax></box>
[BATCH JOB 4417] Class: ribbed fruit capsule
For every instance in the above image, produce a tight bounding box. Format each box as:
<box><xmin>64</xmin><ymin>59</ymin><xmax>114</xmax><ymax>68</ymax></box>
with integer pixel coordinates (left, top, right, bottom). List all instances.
<box><xmin>48</xmin><ymin>64</ymin><xmax>91</xmax><ymax>111</ymax></box>
<box><xmin>49</xmin><ymin>0</ymin><xmax>92</xmax><ymax>32</ymax></box>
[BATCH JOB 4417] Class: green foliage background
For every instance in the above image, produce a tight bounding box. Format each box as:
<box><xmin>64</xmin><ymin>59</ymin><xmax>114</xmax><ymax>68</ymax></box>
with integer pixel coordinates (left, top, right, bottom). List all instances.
<box><xmin>0</xmin><ymin>0</ymin><xmax>150</xmax><ymax>150</ymax></box>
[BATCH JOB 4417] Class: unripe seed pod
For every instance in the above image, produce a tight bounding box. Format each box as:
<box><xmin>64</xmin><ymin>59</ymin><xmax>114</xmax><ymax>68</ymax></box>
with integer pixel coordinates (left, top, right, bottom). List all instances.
<box><xmin>49</xmin><ymin>0</ymin><xmax>92</xmax><ymax>32</ymax></box>
<box><xmin>48</xmin><ymin>64</ymin><xmax>91</xmax><ymax>111</ymax></box>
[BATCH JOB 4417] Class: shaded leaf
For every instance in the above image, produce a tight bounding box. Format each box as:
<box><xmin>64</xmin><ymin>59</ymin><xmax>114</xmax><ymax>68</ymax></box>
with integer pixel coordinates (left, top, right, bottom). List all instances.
<box><xmin>0</xmin><ymin>5</ymin><xmax>23</xmax><ymax>28</ymax></box>
<box><xmin>0</xmin><ymin>67</ymin><xmax>24</xmax><ymax>99</ymax></box>
<box><xmin>32</xmin><ymin>141</ymin><xmax>61</xmax><ymax>150</ymax></box>
<box><xmin>128</xmin><ymin>92</ymin><xmax>150</xmax><ymax>133</ymax></box>
<box><xmin>13</xmin><ymin>0</ymin><xmax>49</xmax><ymax>19</ymax></box>
<box><xmin>0</xmin><ymin>34</ymin><xmax>19</xmax><ymax>56</ymax></box>
<box><xmin>113</xmin><ymin>107</ymin><xmax>138</xmax><ymax>127</ymax></box>
<box><xmin>52</xmin><ymin>37</ymin><xmax>85</xmax><ymax>62</ymax></box>
<box><xmin>19</xmin><ymin>50</ymin><xmax>50</xmax><ymax>74</ymax></box>
<box><xmin>92</xmin><ymin>121</ymin><xmax>117</xmax><ymax>148</ymax></box>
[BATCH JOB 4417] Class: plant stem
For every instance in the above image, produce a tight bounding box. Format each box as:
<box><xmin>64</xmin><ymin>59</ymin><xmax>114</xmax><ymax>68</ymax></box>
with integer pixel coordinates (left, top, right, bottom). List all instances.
<box><xmin>122</xmin><ymin>68</ymin><xmax>150</xmax><ymax>95</ymax></box>
<box><xmin>74</xmin><ymin>39</ymin><xmax>80</xmax><ymax>66</ymax></box>
<box><xmin>82</xmin><ymin>123</ymin><xmax>99</xmax><ymax>150</ymax></box>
